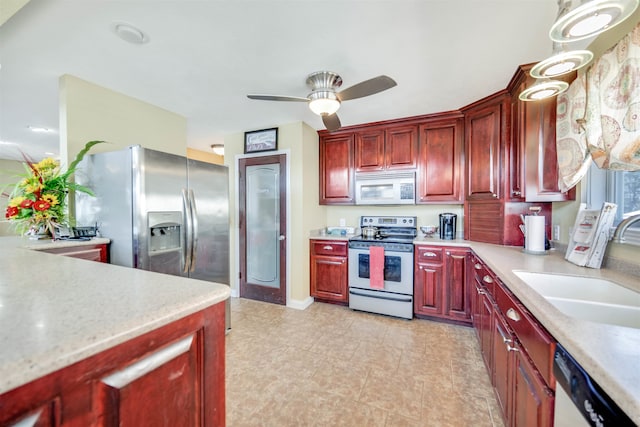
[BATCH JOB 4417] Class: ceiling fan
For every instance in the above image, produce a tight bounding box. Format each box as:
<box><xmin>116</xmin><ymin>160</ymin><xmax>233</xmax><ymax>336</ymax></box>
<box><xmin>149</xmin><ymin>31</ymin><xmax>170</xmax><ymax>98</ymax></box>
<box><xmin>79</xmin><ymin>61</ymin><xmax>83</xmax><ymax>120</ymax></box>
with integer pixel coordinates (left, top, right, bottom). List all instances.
<box><xmin>247</xmin><ymin>71</ymin><xmax>397</xmax><ymax>131</ymax></box>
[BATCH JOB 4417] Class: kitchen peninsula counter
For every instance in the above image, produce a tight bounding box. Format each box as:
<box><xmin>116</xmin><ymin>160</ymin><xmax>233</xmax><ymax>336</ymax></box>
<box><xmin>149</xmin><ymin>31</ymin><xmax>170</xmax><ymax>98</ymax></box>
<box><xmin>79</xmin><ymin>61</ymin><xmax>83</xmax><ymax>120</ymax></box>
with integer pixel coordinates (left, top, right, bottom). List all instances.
<box><xmin>0</xmin><ymin>236</ymin><xmax>229</xmax><ymax>423</ymax></box>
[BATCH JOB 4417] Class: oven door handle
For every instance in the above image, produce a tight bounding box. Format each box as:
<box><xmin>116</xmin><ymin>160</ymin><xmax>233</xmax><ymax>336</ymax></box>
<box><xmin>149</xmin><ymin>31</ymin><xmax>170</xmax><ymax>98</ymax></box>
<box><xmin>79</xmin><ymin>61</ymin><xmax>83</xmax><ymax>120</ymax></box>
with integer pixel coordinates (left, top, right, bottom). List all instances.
<box><xmin>349</xmin><ymin>289</ymin><xmax>413</xmax><ymax>303</ymax></box>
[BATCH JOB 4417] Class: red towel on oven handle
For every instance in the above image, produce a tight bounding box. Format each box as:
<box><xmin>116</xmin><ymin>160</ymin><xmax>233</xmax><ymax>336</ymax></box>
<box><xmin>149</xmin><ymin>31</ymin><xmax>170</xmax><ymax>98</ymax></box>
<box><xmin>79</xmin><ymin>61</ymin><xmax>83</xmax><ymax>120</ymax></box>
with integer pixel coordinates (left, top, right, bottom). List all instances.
<box><xmin>369</xmin><ymin>245</ymin><xmax>385</xmax><ymax>289</ymax></box>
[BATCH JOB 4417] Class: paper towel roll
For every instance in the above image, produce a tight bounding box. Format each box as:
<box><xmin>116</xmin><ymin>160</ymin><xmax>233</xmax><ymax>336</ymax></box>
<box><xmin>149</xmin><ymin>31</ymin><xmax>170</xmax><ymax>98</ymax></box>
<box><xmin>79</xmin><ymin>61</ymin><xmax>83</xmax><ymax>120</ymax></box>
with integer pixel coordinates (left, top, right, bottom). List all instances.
<box><xmin>525</xmin><ymin>216</ymin><xmax>546</xmax><ymax>253</ymax></box>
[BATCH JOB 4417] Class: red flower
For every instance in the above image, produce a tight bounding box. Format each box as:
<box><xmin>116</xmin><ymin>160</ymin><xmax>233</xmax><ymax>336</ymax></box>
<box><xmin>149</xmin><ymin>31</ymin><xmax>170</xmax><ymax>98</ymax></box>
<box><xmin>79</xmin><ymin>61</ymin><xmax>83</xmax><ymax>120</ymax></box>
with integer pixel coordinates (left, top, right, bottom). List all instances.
<box><xmin>20</xmin><ymin>199</ymin><xmax>34</xmax><ymax>209</ymax></box>
<box><xmin>33</xmin><ymin>200</ymin><xmax>51</xmax><ymax>212</ymax></box>
<box><xmin>5</xmin><ymin>206</ymin><xmax>19</xmax><ymax>219</ymax></box>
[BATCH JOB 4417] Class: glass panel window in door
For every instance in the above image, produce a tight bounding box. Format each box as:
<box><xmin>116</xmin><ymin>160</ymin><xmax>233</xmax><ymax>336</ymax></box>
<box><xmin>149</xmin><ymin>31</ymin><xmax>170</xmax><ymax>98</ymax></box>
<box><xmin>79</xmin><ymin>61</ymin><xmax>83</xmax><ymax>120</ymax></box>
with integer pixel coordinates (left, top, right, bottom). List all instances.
<box><xmin>246</xmin><ymin>164</ymin><xmax>280</xmax><ymax>288</ymax></box>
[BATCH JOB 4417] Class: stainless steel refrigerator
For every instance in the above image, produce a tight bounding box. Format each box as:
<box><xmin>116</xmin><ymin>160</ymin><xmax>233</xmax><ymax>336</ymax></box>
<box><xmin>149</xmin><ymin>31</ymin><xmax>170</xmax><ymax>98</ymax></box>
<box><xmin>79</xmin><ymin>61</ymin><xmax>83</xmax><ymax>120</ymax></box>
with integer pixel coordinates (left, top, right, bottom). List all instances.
<box><xmin>75</xmin><ymin>146</ymin><xmax>231</xmax><ymax>329</ymax></box>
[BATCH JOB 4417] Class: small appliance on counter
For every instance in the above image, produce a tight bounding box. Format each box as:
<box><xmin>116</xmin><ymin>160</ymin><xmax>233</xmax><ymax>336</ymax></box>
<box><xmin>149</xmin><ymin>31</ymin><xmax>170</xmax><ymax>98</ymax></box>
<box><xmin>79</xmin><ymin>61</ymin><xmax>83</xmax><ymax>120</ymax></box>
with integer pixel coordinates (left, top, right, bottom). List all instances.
<box><xmin>439</xmin><ymin>213</ymin><xmax>457</xmax><ymax>240</ymax></box>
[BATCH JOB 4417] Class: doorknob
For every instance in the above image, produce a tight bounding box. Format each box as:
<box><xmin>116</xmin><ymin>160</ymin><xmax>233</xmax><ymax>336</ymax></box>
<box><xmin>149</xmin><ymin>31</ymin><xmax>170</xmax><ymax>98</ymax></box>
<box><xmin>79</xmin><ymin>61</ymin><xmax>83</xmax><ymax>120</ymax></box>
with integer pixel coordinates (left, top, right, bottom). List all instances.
<box><xmin>279</xmin><ymin>235</ymin><xmax>286</xmax><ymax>241</ymax></box>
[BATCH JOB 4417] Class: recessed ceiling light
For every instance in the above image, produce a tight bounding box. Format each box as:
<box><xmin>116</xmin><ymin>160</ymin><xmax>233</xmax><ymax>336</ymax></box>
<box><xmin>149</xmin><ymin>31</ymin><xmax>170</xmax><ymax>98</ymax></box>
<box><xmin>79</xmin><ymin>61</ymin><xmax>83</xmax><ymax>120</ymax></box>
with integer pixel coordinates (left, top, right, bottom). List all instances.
<box><xmin>211</xmin><ymin>144</ymin><xmax>225</xmax><ymax>156</ymax></box>
<box><xmin>111</xmin><ymin>22</ymin><xmax>149</xmax><ymax>44</ymax></box>
<box><xmin>28</xmin><ymin>126</ymin><xmax>55</xmax><ymax>133</ymax></box>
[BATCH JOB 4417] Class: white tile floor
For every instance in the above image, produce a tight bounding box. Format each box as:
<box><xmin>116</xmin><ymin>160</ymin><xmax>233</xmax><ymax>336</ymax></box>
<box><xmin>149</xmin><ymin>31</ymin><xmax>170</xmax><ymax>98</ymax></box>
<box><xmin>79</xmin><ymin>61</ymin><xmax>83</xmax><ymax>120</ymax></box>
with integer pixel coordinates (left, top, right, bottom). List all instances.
<box><xmin>226</xmin><ymin>298</ymin><xmax>505</xmax><ymax>427</ymax></box>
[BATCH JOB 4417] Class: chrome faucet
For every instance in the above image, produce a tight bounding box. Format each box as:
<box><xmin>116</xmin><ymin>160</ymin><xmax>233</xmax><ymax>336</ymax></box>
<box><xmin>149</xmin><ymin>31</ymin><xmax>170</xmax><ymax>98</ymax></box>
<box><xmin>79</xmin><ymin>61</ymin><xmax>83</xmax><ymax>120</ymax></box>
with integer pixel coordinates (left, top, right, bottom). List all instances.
<box><xmin>612</xmin><ymin>214</ymin><xmax>640</xmax><ymax>243</ymax></box>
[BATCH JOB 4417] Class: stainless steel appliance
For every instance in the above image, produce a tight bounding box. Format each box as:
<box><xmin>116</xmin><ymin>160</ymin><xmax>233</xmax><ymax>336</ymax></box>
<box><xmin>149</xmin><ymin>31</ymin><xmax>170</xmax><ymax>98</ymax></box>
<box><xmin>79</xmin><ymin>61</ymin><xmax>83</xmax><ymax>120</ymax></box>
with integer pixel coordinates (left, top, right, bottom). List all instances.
<box><xmin>348</xmin><ymin>215</ymin><xmax>416</xmax><ymax>319</ymax></box>
<box><xmin>75</xmin><ymin>146</ymin><xmax>231</xmax><ymax>329</ymax></box>
<box><xmin>354</xmin><ymin>171</ymin><xmax>415</xmax><ymax>205</ymax></box>
<box><xmin>439</xmin><ymin>212</ymin><xmax>457</xmax><ymax>240</ymax></box>
<box><xmin>553</xmin><ymin>344</ymin><xmax>634</xmax><ymax>427</ymax></box>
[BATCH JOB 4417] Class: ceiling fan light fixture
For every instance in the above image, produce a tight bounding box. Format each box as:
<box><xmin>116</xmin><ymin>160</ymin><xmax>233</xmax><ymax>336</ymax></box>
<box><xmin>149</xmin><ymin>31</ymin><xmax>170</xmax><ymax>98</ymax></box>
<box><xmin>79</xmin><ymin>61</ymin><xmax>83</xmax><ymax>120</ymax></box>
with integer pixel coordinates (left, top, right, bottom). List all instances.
<box><xmin>211</xmin><ymin>144</ymin><xmax>224</xmax><ymax>156</ymax></box>
<box><xmin>519</xmin><ymin>80</ymin><xmax>569</xmax><ymax>101</ymax></box>
<box><xmin>308</xmin><ymin>91</ymin><xmax>341</xmax><ymax>116</ymax></box>
<box><xmin>549</xmin><ymin>0</ymin><xmax>639</xmax><ymax>42</ymax></box>
<box><xmin>530</xmin><ymin>49</ymin><xmax>594</xmax><ymax>78</ymax></box>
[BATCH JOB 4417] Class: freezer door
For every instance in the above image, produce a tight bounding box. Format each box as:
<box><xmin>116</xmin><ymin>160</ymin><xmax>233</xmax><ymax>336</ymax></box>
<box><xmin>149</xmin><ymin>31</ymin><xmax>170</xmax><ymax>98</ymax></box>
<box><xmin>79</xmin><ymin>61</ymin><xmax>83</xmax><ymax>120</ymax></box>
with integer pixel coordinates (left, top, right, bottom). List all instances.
<box><xmin>187</xmin><ymin>159</ymin><xmax>230</xmax><ymax>285</ymax></box>
<box><xmin>133</xmin><ymin>147</ymin><xmax>188</xmax><ymax>275</ymax></box>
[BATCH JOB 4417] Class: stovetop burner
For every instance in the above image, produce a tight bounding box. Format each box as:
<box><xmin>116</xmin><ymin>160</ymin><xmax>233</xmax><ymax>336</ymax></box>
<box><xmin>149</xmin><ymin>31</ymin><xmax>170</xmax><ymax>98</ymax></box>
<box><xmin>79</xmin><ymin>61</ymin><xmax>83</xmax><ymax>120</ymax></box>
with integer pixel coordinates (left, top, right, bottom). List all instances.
<box><xmin>349</xmin><ymin>215</ymin><xmax>417</xmax><ymax>249</ymax></box>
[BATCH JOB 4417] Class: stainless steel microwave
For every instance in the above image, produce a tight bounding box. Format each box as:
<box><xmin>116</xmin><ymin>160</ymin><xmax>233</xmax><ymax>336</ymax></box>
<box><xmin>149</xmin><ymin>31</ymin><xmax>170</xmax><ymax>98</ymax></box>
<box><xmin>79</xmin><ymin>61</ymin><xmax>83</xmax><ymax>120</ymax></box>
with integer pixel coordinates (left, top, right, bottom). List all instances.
<box><xmin>354</xmin><ymin>171</ymin><xmax>416</xmax><ymax>205</ymax></box>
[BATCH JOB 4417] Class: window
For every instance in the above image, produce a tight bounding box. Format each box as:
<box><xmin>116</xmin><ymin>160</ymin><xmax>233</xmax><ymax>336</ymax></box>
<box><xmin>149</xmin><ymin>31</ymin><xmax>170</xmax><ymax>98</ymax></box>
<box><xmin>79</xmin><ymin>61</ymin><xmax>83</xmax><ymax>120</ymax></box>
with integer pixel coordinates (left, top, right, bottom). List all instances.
<box><xmin>585</xmin><ymin>167</ymin><xmax>640</xmax><ymax>245</ymax></box>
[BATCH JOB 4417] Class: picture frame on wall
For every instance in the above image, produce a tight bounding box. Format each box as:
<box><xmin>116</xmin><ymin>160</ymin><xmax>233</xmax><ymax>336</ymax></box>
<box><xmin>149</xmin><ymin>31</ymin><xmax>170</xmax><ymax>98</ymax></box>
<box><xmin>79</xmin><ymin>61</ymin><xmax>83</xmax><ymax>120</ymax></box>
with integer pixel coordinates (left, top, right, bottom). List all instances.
<box><xmin>244</xmin><ymin>127</ymin><xmax>278</xmax><ymax>154</ymax></box>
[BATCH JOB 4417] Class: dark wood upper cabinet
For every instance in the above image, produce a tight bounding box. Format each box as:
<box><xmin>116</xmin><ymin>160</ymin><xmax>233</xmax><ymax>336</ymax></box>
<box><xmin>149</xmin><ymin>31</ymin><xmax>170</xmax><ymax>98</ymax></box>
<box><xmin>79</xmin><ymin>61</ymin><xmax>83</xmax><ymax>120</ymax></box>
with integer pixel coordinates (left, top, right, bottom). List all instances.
<box><xmin>384</xmin><ymin>125</ymin><xmax>418</xmax><ymax>170</ymax></box>
<box><xmin>462</xmin><ymin>91</ymin><xmax>509</xmax><ymax>201</ymax></box>
<box><xmin>355</xmin><ymin>128</ymin><xmax>385</xmax><ymax>172</ymax></box>
<box><xmin>354</xmin><ymin>125</ymin><xmax>417</xmax><ymax>172</ymax></box>
<box><xmin>417</xmin><ymin>113</ymin><xmax>464</xmax><ymax>203</ymax></box>
<box><xmin>319</xmin><ymin>133</ymin><xmax>355</xmax><ymax>205</ymax></box>
<box><xmin>507</xmin><ymin>64</ymin><xmax>576</xmax><ymax>202</ymax></box>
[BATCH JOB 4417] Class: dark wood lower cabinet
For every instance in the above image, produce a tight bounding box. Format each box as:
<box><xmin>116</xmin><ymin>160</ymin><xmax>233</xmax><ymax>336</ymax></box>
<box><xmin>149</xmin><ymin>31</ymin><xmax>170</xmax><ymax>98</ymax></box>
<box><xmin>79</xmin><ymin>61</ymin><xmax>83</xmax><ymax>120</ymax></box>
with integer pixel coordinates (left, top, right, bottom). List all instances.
<box><xmin>37</xmin><ymin>243</ymin><xmax>110</xmax><ymax>263</ymax></box>
<box><xmin>414</xmin><ymin>246</ymin><xmax>470</xmax><ymax>324</ymax></box>
<box><xmin>310</xmin><ymin>240</ymin><xmax>348</xmax><ymax>303</ymax></box>
<box><xmin>0</xmin><ymin>302</ymin><xmax>226</xmax><ymax>427</ymax></box>
<box><xmin>469</xmin><ymin>252</ymin><xmax>555</xmax><ymax>427</ymax></box>
<box><xmin>512</xmin><ymin>342</ymin><xmax>554</xmax><ymax>427</ymax></box>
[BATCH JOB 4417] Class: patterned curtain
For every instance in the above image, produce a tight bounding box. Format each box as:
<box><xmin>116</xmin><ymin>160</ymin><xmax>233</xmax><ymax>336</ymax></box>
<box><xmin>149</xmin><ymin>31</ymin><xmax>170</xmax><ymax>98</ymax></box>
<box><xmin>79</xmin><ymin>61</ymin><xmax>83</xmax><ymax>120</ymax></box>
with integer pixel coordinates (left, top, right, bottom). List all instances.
<box><xmin>557</xmin><ymin>22</ymin><xmax>640</xmax><ymax>191</ymax></box>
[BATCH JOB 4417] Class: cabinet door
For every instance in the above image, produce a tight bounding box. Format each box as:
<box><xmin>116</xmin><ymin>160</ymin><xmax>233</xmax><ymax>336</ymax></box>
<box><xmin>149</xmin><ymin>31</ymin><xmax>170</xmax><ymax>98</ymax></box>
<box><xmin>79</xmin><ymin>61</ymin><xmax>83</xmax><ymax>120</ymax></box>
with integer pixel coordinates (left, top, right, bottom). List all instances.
<box><xmin>310</xmin><ymin>241</ymin><xmax>348</xmax><ymax>303</ymax></box>
<box><xmin>355</xmin><ymin>129</ymin><xmax>385</xmax><ymax>172</ymax></box>
<box><xmin>444</xmin><ymin>248</ymin><xmax>470</xmax><ymax>321</ymax></box>
<box><xmin>319</xmin><ymin>134</ymin><xmax>355</xmax><ymax>204</ymax></box>
<box><xmin>96</xmin><ymin>334</ymin><xmax>202</xmax><ymax>427</ymax></box>
<box><xmin>464</xmin><ymin>93</ymin><xmax>508</xmax><ymax>200</ymax></box>
<box><xmin>512</xmin><ymin>342</ymin><xmax>554</xmax><ymax>427</ymax></box>
<box><xmin>414</xmin><ymin>262</ymin><xmax>443</xmax><ymax>316</ymax></box>
<box><xmin>493</xmin><ymin>312</ymin><xmax>514</xmax><ymax>425</ymax></box>
<box><xmin>4</xmin><ymin>401</ymin><xmax>58</xmax><ymax>427</ymax></box>
<box><xmin>385</xmin><ymin>125</ymin><xmax>418</xmax><ymax>170</ymax></box>
<box><xmin>417</xmin><ymin>118</ymin><xmax>463</xmax><ymax>203</ymax></box>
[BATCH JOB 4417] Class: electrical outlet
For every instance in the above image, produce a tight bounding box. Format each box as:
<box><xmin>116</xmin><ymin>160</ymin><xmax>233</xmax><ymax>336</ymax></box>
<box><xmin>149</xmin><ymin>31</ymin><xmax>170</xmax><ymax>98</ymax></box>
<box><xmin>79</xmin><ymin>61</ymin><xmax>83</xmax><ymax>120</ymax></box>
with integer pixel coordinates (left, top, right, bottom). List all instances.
<box><xmin>339</xmin><ymin>218</ymin><xmax>346</xmax><ymax>227</ymax></box>
<box><xmin>553</xmin><ymin>225</ymin><xmax>561</xmax><ymax>241</ymax></box>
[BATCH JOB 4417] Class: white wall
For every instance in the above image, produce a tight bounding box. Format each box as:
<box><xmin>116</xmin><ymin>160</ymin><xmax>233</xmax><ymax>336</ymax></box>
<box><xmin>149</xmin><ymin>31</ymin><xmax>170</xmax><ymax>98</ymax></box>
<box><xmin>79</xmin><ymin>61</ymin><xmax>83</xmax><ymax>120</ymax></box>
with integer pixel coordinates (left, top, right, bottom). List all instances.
<box><xmin>59</xmin><ymin>74</ymin><xmax>187</xmax><ymax>166</ymax></box>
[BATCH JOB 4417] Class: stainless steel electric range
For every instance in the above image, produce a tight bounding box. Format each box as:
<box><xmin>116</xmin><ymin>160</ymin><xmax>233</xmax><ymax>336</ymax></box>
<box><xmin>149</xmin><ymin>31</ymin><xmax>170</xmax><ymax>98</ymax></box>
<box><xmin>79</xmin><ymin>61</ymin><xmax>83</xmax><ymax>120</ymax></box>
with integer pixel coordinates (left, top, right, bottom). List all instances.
<box><xmin>348</xmin><ymin>215</ymin><xmax>417</xmax><ymax>319</ymax></box>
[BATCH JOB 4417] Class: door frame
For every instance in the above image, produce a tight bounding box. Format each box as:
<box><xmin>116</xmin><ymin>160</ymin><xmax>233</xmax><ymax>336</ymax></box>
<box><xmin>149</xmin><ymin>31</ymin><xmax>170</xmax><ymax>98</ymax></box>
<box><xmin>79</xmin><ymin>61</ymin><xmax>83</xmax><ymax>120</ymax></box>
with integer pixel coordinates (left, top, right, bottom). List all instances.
<box><xmin>234</xmin><ymin>149</ymin><xmax>290</xmax><ymax>306</ymax></box>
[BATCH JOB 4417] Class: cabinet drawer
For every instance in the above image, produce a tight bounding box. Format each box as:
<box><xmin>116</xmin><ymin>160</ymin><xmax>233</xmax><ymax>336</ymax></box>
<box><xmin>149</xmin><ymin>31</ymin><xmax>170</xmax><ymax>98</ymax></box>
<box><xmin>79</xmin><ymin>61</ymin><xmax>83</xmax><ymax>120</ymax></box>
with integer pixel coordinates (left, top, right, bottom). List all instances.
<box><xmin>494</xmin><ymin>281</ymin><xmax>555</xmax><ymax>386</ymax></box>
<box><xmin>416</xmin><ymin>246</ymin><xmax>443</xmax><ymax>263</ymax></box>
<box><xmin>312</xmin><ymin>241</ymin><xmax>347</xmax><ymax>257</ymax></box>
<box><xmin>470</xmin><ymin>256</ymin><xmax>495</xmax><ymax>295</ymax></box>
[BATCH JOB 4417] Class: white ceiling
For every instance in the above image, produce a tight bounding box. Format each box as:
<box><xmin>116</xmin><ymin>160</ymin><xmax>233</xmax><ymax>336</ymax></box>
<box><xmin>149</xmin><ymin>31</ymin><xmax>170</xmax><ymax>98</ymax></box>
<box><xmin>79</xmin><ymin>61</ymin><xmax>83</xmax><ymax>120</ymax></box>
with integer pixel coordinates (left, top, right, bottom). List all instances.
<box><xmin>0</xmin><ymin>1</ymin><xmax>585</xmax><ymax>161</ymax></box>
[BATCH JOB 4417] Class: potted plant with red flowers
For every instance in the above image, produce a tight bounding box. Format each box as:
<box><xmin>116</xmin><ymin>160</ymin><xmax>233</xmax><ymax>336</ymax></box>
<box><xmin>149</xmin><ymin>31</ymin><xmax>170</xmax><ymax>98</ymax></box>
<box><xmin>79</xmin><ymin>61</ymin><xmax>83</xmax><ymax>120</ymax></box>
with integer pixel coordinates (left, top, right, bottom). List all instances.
<box><xmin>3</xmin><ymin>140</ymin><xmax>104</xmax><ymax>238</ymax></box>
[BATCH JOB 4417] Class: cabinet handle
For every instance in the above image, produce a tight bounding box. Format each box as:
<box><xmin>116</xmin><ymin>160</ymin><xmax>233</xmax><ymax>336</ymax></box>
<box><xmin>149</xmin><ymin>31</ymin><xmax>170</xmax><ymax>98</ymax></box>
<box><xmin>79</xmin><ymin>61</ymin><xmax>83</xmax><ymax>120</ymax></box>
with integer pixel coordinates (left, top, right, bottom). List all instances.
<box><xmin>475</xmin><ymin>285</ymin><xmax>485</xmax><ymax>295</ymax></box>
<box><xmin>483</xmin><ymin>275</ymin><xmax>494</xmax><ymax>284</ymax></box>
<box><xmin>507</xmin><ymin>344</ymin><xmax>520</xmax><ymax>352</ymax></box>
<box><xmin>506</xmin><ymin>308</ymin><xmax>521</xmax><ymax>322</ymax></box>
<box><xmin>492</xmin><ymin>194</ymin><xmax>498</xmax><ymax>198</ymax></box>
<box><xmin>497</xmin><ymin>323</ymin><xmax>512</xmax><ymax>344</ymax></box>
<box><xmin>323</xmin><ymin>245</ymin><xmax>333</xmax><ymax>250</ymax></box>
<box><xmin>513</xmin><ymin>191</ymin><xmax>521</xmax><ymax>196</ymax></box>
<box><xmin>422</xmin><ymin>252</ymin><xmax>438</xmax><ymax>258</ymax></box>
<box><xmin>474</xmin><ymin>263</ymin><xmax>482</xmax><ymax>270</ymax></box>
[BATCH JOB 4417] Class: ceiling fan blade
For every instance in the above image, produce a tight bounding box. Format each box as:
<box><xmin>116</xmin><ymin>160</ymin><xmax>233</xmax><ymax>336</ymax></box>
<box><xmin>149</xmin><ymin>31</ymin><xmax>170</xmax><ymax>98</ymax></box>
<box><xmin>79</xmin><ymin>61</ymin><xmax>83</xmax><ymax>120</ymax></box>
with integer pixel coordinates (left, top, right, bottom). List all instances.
<box><xmin>247</xmin><ymin>94</ymin><xmax>309</xmax><ymax>102</ymax></box>
<box><xmin>337</xmin><ymin>75</ymin><xmax>397</xmax><ymax>101</ymax></box>
<box><xmin>322</xmin><ymin>113</ymin><xmax>341</xmax><ymax>131</ymax></box>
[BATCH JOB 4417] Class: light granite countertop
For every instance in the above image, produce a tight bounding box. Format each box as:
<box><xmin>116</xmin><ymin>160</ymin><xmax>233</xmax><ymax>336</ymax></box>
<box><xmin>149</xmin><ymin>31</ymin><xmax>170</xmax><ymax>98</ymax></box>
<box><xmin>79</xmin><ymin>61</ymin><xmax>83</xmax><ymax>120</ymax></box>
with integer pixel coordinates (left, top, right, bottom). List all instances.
<box><xmin>0</xmin><ymin>236</ymin><xmax>230</xmax><ymax>396</ymax></box>
<box><xmin>311</xmin><ymin>232</ymin><xmax>639</xmax><ymax>422</ymax></box>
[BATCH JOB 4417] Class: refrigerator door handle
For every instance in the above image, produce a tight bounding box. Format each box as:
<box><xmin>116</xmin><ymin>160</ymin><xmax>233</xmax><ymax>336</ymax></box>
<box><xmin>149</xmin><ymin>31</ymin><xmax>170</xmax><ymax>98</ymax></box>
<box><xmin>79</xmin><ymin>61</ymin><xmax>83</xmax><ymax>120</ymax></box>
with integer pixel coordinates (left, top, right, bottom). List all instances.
<box><xmin>188</xmin><ymin>189</ymin><xmax>198</xmax><ymax>272</ymax></box>
<box><xmin>181</xmin><ymin>188</ymin><xmax>193</xmax><ymax>274</ymax></box>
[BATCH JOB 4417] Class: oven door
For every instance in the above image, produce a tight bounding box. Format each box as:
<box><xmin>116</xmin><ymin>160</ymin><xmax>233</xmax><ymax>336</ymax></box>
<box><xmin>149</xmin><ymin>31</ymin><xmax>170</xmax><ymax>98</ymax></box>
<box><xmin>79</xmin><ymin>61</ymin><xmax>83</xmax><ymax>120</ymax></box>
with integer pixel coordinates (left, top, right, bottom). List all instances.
<box><xmin>348</xmin><ymin>247</ymin><xmax>413</xmax><ymax>295</ymax></box>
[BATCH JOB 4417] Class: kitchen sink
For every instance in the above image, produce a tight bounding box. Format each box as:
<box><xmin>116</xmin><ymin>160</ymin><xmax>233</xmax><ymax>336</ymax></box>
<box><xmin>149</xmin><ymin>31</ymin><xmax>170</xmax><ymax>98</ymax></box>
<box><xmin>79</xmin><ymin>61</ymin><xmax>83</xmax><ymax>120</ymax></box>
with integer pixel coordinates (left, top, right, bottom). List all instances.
<box><xmin>512</xmin><ymin>271</ymin><xmax>640</xmax><ymax>329</ymax></box>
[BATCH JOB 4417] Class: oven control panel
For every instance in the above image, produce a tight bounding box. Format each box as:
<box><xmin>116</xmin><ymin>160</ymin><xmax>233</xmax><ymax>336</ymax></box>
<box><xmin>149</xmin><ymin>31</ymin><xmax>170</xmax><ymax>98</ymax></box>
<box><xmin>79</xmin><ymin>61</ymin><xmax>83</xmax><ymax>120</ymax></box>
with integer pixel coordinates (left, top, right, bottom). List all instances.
<box><xmin>360</xmin><ymin>216</ymin><xmax>416</xmax><ymax>227</ymax></box>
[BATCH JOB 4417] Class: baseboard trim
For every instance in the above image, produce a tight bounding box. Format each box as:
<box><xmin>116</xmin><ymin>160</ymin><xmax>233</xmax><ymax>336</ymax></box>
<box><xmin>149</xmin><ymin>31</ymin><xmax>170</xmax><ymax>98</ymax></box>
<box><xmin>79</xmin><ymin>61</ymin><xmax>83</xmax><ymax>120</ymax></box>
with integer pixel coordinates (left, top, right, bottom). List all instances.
<box><xmin>230</xmin><ymin>287</ymin><xmax>239</xmax><ymax>298</ymax></box>
<box><xmin>287</xmin><ymin>296</ymin><xmax>314</xmax><ymax>310</ymax></box>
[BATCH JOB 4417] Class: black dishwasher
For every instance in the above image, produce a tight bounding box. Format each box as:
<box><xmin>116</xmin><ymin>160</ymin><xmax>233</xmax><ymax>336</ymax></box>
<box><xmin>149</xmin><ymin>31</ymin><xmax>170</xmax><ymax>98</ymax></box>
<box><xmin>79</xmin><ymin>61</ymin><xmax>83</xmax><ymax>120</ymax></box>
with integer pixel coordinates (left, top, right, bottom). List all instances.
<box><xmin>553</xmin><ymin>344</ymin><xmax>635</xmax><ymax>427</ymax></box>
